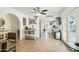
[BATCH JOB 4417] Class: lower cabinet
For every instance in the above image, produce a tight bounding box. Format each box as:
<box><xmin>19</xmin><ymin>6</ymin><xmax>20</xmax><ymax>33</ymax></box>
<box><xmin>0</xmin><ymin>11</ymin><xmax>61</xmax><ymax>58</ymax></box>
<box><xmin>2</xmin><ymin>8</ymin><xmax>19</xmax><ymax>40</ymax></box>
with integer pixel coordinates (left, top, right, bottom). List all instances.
<box><xmin>0</xmin><ymin>32</ymin><xmax>16</xmax><ymax>52</ymax></box>
<box><xmin>0</xmin><ymin>32</ymin><xmax>8</xmax><ymax>40</ymax></box>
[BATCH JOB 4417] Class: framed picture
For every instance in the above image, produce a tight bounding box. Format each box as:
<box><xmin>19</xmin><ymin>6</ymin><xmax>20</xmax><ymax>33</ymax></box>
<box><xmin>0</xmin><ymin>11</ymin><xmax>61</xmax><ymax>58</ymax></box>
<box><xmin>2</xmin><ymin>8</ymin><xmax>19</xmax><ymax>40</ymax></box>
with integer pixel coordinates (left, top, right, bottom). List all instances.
<box><xmin>23</xmin><ymin>17</ymin><xmax>26</xmax><ymax>25</ymax></box>
<box><xmin>29</xmin><ymin>18</ymin><xmax>36</xmax><ymax>24</ymax></box>
<box><xmin>50</xmin><ymin>21</ymin><xmax>52</xmax><ymax>25</ymax></box>
<box><xmin>0</xmin><ymin>18</ymin><xmax>5</xmax><ymax>27</ymax></box>
<box><xmin>56</xmin><ymin>17</ymin><xmax>61</xmax><ymax>25</ymax></box>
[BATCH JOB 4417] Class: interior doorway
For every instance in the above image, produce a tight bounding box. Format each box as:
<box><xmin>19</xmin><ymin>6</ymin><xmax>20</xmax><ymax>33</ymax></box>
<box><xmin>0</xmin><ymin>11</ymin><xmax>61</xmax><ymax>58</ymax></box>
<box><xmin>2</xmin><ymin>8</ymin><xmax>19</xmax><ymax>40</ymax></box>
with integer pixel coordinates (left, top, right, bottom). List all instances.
<box><xmin>40</xmin><ymin>21</ymin><xmax>49</xmax><ymax>39</ymax></box>
<box><xmin>2</xmin><ymin>13</ymin><xmax>20</xmax><ymax>40</ymax></box>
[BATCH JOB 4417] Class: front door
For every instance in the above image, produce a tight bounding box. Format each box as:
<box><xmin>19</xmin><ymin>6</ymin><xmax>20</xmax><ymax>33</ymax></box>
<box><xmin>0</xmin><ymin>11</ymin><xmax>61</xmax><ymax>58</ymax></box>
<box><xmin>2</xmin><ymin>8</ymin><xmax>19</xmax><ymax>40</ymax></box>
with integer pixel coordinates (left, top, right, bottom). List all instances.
<box><xmin>67</xmin><ymin>16</ymin><xmax>76</xmax><ymax>43</ymax></box>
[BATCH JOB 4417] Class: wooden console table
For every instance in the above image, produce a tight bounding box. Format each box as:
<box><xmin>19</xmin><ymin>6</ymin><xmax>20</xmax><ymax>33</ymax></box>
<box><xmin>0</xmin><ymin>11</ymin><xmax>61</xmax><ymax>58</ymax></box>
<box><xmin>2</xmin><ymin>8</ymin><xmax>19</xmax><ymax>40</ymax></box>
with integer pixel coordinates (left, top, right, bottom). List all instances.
<box><xmin>24</xmin><ymin>30</ymin><xmax>36</xmax><ymax>40</ymax></box>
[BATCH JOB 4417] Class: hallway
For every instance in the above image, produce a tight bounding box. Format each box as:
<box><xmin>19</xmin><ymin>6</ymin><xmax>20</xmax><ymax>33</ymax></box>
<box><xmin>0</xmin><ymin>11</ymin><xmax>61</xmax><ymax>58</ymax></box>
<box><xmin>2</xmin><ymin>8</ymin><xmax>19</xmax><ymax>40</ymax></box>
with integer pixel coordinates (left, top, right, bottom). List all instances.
<box><xmin>16</xmin><ymin>33</ymin><xmax>72</xmax><ymax>52</ymax></box>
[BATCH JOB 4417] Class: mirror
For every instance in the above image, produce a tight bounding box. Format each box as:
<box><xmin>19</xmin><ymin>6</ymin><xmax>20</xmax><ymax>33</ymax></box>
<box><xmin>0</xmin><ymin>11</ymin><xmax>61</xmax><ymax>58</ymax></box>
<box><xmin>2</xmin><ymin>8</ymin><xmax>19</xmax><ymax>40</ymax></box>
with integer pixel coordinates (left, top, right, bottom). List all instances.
<box><xmin>0</xmin><ymin>18</ymin><xmax>5</xmax><ymax>27</ymax></box>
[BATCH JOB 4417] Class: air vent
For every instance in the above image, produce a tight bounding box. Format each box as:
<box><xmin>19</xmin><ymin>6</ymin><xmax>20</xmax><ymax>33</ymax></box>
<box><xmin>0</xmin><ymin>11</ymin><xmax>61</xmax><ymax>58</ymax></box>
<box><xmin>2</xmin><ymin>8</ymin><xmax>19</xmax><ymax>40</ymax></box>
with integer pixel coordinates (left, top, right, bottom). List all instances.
<box><xmin>46</xmin><ymin>15</ymin><xmax>53</xmax><ymax>17</ymax></box>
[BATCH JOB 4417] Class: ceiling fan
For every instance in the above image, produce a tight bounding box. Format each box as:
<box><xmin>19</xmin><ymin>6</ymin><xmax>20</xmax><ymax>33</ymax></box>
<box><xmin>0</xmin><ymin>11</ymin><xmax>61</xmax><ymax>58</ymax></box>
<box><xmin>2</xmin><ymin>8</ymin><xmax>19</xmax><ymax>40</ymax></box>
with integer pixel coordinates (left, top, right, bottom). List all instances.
<box><xmin>31</xmin><ymin>7</ymin><xmax>48</xmax><ymax>15</ymax></box>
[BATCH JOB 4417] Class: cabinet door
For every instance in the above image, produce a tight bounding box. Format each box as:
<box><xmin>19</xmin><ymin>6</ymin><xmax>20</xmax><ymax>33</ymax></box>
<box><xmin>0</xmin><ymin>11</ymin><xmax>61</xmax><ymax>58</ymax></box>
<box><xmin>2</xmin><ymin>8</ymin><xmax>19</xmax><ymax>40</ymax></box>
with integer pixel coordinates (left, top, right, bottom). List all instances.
<box><xmin>5</xmin><ymin>33</ymin><xmax>8</xmax><ymax>39</ymax></box>
<box><xmin>8</xmin><ymin>33</ymin><xmax>16</xmax><ymax>39</ymax></box>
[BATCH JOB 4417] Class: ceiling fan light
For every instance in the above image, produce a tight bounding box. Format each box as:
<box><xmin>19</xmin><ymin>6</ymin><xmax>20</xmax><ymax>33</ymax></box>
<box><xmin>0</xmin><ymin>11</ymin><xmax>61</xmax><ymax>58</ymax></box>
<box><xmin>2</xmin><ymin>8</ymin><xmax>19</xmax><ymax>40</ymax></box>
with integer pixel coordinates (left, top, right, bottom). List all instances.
<box><xmin>36</xmin><ymin>13</ymin><xmax>41</xmax><ymax>16</ymax></box>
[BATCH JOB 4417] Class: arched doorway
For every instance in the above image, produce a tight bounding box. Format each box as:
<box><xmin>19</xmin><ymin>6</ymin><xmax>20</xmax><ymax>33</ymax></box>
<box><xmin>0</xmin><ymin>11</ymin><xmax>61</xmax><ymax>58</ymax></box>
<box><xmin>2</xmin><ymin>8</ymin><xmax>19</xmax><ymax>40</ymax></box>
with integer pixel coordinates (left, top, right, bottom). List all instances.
<box><xmin>0</xmin><ymin>13</ymin><xmax>20</xmax><ymax>40</ymax></box>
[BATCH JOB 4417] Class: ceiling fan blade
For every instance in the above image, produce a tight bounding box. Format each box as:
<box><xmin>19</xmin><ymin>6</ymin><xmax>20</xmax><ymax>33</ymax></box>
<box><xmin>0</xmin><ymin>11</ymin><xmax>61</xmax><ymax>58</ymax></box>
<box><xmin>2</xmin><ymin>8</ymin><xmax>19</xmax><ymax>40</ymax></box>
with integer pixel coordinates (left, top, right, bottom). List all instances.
<box><xmin>33</xmin><ymin>8</ymin><xmax>38</xmax><ymax>11</ymax></box>
<box><xmin>41</xmin><ymin>13</ymin><xmax>46</xmax><ymax>15</ymax></box>
<box><xmin>29</xmin><ymin>11</ymin><xmax>36</xmax><ymax>13</ymax></box>
<box><xmin>41</xmin><ymin>9</ymin><xmax>48</xmax><ymax>12</ymax></box>
<box><xmin>36</xmin><ymin>7</ymin><xmax>40</xmax><ymax>10</ymax></box>
<box><xmin>33</xmin><ymin>7</ymin><xmax>40</xmax><ymax>12</ymax></box>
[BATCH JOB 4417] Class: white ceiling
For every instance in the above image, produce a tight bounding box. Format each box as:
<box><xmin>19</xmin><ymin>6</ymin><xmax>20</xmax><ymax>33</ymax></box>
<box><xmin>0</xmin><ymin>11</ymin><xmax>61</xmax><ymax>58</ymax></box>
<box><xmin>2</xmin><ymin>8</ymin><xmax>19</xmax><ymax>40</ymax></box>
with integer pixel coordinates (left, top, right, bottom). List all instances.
<box><xmin>11</xmin><ymin>7</ymin><xmax>65</xmax><ymax>17</ymax></box>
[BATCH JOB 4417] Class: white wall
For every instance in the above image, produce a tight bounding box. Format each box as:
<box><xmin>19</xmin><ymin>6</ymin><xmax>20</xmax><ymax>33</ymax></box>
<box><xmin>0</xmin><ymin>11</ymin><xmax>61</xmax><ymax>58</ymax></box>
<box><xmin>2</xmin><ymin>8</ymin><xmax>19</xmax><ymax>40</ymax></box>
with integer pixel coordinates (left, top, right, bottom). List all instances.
<box><xmin>0</xmin><ymin>7</ymin><xmax>62</xmax><ymax>40</ymax></box>
<box><xmin>0</xmin><ymin>14</ymin><xmax>11</xmax><ymax>30</ymax></box>
<box><xmin>39</xmin><ymin>15</ymin><xmax>56</xmax><ymax>33</ymax></box>
<box><xmin>0</xmin><ymin>7</ymin><xmax>27</xmax><ymax>40</ymax></box>
<box><xmin>0</xmin><ymin>7</ymin><xmax>42</xmax><ymax>40</ymax></box>
<box><xmin>0</xmin><ymin>14</ymin><xmax>19</xmax><ymax>32</ymax></box>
